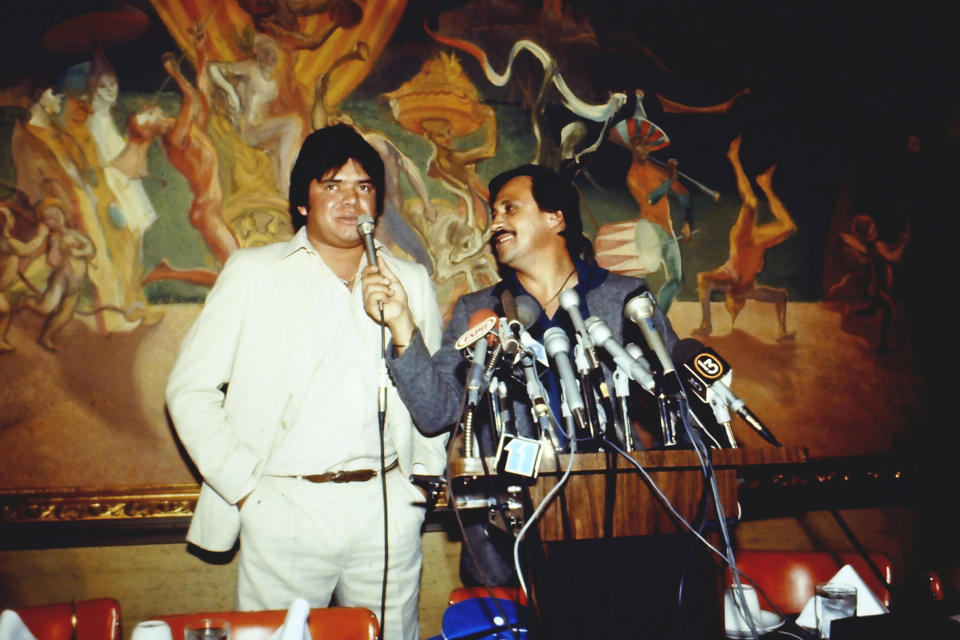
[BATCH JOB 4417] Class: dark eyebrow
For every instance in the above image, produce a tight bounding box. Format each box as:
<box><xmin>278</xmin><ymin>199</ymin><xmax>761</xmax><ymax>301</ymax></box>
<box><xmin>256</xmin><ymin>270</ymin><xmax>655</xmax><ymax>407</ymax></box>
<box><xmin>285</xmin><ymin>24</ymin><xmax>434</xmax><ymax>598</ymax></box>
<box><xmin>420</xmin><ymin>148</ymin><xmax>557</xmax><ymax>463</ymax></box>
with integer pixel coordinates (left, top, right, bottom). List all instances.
<box><xmin>318</xmin><ymin>178</ymin><xmax>374</xmax><ymax>185</ymax></box>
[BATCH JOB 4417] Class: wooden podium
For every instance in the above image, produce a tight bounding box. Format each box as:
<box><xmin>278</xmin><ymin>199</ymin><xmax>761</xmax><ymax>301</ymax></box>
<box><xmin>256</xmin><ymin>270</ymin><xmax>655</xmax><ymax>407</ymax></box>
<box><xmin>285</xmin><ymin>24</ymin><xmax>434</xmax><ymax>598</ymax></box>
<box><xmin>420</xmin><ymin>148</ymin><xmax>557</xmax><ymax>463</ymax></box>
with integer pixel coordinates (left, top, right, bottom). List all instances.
<box><xmin>447</xmin><ymin>446</ymin><xmax>808</xmax><ymax>541</ymax></box>
<box><xmin>445</xmin><ymin>445</ymin><xmax>809</xmax><ymax>640</ymax></box>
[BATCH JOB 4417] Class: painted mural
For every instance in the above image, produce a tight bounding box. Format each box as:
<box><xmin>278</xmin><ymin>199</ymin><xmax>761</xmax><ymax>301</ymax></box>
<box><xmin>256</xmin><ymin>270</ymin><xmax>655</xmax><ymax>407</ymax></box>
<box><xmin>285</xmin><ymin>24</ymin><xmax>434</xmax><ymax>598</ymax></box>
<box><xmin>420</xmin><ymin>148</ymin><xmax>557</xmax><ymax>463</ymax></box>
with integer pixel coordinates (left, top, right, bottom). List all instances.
<box><xmin>0</xmin><ymin>0</ymin><xmax>945</xmax><ymax>491</ymax></box>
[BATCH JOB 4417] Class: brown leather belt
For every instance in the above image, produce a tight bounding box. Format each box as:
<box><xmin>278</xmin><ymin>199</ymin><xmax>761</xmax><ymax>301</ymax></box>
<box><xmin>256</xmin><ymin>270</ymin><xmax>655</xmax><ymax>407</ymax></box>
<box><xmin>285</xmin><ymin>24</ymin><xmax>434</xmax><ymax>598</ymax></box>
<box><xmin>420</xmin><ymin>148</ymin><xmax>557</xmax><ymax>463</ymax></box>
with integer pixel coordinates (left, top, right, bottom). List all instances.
<box><xmin>296</xmin><ymin>459</ymin><xmax>398</xmax><ymax>484</ymax></box>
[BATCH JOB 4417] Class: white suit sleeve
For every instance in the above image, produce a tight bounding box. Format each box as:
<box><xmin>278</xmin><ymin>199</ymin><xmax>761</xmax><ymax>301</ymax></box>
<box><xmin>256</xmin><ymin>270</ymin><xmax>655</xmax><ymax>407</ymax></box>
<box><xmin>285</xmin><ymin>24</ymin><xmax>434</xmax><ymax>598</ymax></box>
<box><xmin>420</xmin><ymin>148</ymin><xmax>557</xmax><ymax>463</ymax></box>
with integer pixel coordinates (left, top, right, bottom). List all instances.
<box><xmin>165</xmin><ymin>252</ymin><xmax>263</xmax><ymax>504</ymax></box>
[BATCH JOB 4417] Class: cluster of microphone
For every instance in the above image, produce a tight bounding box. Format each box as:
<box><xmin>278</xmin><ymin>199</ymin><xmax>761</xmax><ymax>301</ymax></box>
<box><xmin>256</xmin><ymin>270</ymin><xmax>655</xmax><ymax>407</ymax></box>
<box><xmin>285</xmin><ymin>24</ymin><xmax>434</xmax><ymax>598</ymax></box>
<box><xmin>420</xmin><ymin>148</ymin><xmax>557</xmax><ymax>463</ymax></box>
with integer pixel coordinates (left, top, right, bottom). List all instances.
<box><xmin>452</xmin><ymin>286</ymin><xmax>781</xmax><ymax>466</ymax></box>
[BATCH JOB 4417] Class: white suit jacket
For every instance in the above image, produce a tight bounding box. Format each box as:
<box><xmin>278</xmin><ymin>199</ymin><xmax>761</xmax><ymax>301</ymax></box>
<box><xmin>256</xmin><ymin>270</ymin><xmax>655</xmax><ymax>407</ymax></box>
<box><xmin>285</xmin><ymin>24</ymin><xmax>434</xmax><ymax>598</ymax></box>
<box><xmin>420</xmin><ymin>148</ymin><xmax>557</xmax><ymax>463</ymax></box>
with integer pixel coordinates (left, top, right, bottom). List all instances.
<box><xmin>166</xmin><ymin>230</ymin><xmax>447</xmax><ymax>551</ymax></box>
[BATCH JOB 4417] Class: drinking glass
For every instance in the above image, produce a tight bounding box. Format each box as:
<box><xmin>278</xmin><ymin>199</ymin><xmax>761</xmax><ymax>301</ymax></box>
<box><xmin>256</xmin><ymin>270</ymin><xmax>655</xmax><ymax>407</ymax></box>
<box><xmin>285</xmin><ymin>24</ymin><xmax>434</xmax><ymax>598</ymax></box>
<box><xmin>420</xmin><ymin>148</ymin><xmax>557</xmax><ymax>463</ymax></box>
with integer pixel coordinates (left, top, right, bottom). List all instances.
<box><xmin>815</xmin><ymin>583</ymin><xmax>857</xmax><ymax>639</ymax></box>
<box><xmin>184</xmin><ymin>619</ymin><xmax>230</xmax><ymax>640</ymax></box>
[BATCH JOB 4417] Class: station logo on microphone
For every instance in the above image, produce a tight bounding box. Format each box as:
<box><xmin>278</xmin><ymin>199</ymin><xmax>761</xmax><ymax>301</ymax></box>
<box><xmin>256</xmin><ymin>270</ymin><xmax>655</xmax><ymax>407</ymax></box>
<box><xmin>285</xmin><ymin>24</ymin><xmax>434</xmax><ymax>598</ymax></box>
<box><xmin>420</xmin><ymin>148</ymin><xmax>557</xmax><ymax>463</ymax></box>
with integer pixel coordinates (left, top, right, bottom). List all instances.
<box><xmin>693</xmin><ymin>353</ymin><xmax>724</xmax><ymax>380</ymax></box>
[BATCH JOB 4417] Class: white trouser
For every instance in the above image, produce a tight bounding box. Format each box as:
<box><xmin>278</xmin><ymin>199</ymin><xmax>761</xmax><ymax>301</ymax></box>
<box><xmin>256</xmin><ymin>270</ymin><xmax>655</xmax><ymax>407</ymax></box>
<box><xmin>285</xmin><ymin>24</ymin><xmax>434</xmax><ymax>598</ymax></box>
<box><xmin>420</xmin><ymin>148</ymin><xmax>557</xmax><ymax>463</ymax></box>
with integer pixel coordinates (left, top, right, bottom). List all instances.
<box><xmin>235</xmin><ymin>470</ymin><xmax>426</xmax><ymax>640</ymax></box>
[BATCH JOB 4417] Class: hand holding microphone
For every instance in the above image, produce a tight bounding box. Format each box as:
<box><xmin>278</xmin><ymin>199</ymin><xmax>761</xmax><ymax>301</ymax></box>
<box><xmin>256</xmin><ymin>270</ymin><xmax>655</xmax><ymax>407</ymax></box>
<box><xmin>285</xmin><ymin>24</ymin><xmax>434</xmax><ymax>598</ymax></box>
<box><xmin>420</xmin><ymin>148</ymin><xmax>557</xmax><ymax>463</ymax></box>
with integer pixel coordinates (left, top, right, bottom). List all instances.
<box><xmin>358</xmin><ymin>216</ymin><xmax>416</xmax><ymax>348</ymax></box>
<box><xmin>357</xmin><ymin>214</ymin><xmax>379</xmax><ymax>271</ymax></box>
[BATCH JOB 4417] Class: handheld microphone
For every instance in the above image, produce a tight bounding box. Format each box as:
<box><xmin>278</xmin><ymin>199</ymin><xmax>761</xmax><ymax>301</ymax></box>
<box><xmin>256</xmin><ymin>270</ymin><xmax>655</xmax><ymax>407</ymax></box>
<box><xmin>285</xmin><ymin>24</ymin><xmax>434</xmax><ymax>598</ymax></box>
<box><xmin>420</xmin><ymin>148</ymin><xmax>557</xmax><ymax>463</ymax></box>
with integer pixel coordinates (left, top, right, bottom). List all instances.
<box><xmin>515</xmin><ymin>294</ymin><xmax>540</xmax><ymax>328</ymax></box>
<box><xmin>543</xmin><ymin>327</ymin><xmax>585</xmax><ymax>413</ymax></box>
<box><xmin>672</xmin><ymin>338</ymin><xmax>782</xmax><ymax>447</ymax></box>
<box><xmin>357</xmin><ymin>214</ymin><xmax>384</xmax><ymax>319</ymax></box>
<box><xmin>543</xmin><ymin>327</ymin><xmax>589</xmax><ymax>441</ymax></box>
<box><xmin>456</xmin><ymin>309</ymin><xmax>501</xmax><ymax>405</ymax></box>
<box><xmin>357</xmin><ymin>214</ymin><xmax>378</xmax><ymax>269</ymax></box>
<box><xmin>558</xmin><ymin>289</ymin><xmax>600</xmax><ymax>370</ymax></box>
<box><xmin>625</xmin><ymin>342</ymin><xmax>648</xmax><ymax>365</ymax></box>
<box><xmin>624</xmin><ymin>292</ymin><xmax>675</xmax><ymax>374</ymax></box>
<box><xmin>456</xmin><ymin>309</ymin><xmax>500</xmax><ymax>457</ymax></box>
<box><xmin>357</xmin><ymin>214</ymin><xmax>389</xmax><ymax>422</ymax></box>
<box><xmin>585</xmin><ymin>316</ymin><xmax>656</xmax><ymax>392</ymax></box>
<box><xmin>499</xmin><ymin>293</ymin><xmax>560</xmax><ymax>448</ymax></box>
<box><xmin>499</xmin><ymin>290</ymin><xmax>540</xmax><ymax>356</ymax></box>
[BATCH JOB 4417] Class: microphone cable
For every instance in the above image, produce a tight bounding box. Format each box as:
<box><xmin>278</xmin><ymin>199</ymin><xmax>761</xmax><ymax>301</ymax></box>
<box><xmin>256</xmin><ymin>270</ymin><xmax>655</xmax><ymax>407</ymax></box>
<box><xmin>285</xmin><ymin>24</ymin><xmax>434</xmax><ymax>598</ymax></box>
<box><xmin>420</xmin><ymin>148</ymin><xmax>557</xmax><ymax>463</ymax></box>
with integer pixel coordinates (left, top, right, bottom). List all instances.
<box><xmin>439</xmin><ymin>320</ymin><xmax>524</xmax><ymax>640</ymax></box>
<box><xmin>443</xmin><ymin>409</ymin><xmax>525</xmax><ymax>640</ymax></box>
<box><xmin>358</xmin><ymin>214</ymin><xmax>390</xmax><ymax>640</ymax></box>
<box><xmin>372</xmin><ymin>246</ymin><xmax>390</xmax><ymax>640</ymax></box>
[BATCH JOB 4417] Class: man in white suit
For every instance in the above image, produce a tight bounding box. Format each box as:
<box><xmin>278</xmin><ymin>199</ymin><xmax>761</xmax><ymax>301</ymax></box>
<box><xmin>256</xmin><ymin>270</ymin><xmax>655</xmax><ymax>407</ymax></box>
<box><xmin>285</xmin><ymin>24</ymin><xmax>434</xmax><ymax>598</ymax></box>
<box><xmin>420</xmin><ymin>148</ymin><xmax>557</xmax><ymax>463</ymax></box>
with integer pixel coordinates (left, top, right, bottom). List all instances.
<box><xmin>166</xmin><ymin>124</ymin><xmax>447</xmax><ymax>640</ymax></box>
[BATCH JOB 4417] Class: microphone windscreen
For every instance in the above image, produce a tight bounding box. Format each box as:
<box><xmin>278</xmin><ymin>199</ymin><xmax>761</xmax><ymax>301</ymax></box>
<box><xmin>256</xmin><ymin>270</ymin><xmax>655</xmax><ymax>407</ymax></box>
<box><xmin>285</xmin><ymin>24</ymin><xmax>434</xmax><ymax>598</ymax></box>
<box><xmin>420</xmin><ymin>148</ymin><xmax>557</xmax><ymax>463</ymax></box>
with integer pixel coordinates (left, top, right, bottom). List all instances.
<box><xmin>514</xmin><ymin>294</ymin><xmax>540</xmax><ymax>328</ymax></box>
<box><xmin>500</xmin><ymin>289</ymin><xmax>518</xmax><ymax>321</ymax></box>
<box><xmin>455</xmin><ymin>308</ymin><xmax>500</xmax><ymax>351</ymax></box>
<box><xmin>672</xmin><ymin>337</ymin><xmax>705</xmax><ymax>364</ymax></box>
<box><xmin>470</xmin><ymin>308</ymin><xmax>501</xmax><ymax>346</ymax></box>
<box><xmin>357</xmin><ymin>214</ymin><xmax>375</xmax><ymax>235</ymax></box>
<box><xmin>469</xmin><ymin>308</ymin><xmax>499</xmax><ymax>329</ymax></box>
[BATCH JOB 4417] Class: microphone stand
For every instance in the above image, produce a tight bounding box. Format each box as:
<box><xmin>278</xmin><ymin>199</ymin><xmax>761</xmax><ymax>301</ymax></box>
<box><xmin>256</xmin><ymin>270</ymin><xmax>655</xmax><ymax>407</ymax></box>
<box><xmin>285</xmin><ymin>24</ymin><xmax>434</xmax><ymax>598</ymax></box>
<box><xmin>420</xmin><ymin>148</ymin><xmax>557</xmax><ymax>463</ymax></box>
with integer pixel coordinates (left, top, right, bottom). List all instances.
<box><xmin>519</xmin><ymin>348</ymin><xmax>562</xmax><ymax>452</ymax></box>
<box><xmin>656</xmin><ymin>377</ymin><xmax>682</xmax><ymax>448</ymax></box>
<box><xmin>462</xmin><ymin>337</ymin><xmax>489</xmax><ymax>458</ymax></box>
<box><xmin>611</xmin><ymin>366</ymin><xmax>633</xmax><ymax>450</ymax></box>
<box><xmin>358</xmin><ymin>215</ymin><xmax>389</xmax><ymax>640</ymax></box>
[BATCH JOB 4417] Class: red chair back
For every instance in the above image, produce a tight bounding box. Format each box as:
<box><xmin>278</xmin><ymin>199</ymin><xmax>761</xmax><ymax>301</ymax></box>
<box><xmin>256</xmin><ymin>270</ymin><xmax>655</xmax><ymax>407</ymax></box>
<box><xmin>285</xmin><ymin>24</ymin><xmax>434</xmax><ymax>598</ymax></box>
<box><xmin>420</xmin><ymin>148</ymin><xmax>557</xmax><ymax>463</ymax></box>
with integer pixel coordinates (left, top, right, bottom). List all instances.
<box><xmin>151</xmin><ymin>608</ymin><xmax>378</xmax><ymax>640</ymax></box>
<box><xmin>448</xmin><ymin>587</ymin><xmax>528</xmax><ymax>607</ymax></box>
<box><xmin>15</xmin><ymin>598</ymin><xmax>120</xmax><ymax>640</ymax></box>
<box><xmin>729</xmin><ymin>550</ymin><xmax>893</xmax><ymax>614</ymax></box>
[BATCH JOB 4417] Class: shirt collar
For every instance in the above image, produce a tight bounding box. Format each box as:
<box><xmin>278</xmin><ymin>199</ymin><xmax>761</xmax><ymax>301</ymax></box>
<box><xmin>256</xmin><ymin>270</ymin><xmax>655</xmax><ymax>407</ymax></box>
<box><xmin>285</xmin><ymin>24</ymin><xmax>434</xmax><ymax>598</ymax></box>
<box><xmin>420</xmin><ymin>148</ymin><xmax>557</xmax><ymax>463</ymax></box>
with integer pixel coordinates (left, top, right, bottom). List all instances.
<box><xmin>498</xmin><ymin>258</ymin><xmax>609</xmax><ymax>333</ymax></box>
<box><xmin>281</xmin><ymin>227</ymin><xmax>316</xmax><ymax>259</ymax></box>
<box><xmin>500</xmin><ymin>258</ymin><xmax>609</xmax><ymax>302</ymax></box>
<box><xmin>281</xmin><ymin>226</ymin><xmax>391</xmax><ymax>273</ymax></box>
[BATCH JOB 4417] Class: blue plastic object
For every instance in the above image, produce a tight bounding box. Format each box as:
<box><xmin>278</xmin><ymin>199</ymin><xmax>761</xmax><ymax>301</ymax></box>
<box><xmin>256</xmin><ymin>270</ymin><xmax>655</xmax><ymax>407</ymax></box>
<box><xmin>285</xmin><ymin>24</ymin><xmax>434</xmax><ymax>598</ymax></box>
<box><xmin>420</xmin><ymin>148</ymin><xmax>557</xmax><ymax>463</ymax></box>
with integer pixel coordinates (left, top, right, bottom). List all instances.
<box><xmin>434</xmin><ymin>597</ymin><xmax>529</xmax><ymax>640</ymax></box>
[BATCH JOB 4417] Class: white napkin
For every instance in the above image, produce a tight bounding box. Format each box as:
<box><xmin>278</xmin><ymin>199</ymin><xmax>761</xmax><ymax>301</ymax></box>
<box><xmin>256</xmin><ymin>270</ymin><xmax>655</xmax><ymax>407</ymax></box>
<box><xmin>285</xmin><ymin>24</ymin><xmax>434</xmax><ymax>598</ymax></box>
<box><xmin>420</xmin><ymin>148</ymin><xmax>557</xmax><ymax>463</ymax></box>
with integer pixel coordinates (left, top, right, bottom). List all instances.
<box><xmin>795</xmin><ymin>564</ymin><xmax>889</xmax><ymax>628</ymax></box>
<box><xmin>0</xmin><ymin>610</ymin><xmax>38</xmax><ymax>640</ymax></box>
<box><xmin>266</xmin><ymin>599</ymin><xmax>312</xmax><ymax>640</ymax></box>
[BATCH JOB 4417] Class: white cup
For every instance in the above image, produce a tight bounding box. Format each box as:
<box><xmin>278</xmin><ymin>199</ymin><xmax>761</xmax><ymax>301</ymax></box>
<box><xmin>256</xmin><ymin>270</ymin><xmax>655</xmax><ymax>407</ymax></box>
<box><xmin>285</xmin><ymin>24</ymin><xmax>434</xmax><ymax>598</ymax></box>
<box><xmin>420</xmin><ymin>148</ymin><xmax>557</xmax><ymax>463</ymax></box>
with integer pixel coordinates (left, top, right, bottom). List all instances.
<box><xmin>132</xmin><ymin>621</ymin><xmax>174</xmax><ymax>640</ymax></box>
<box><xmin>724</xmin><ymin>584</ymin><xmax>762</xmax><ymax>634</ymax></box>
<box><xmin>815</xmin><ymin>583</ymin><xmax>857</xmax><ymax>639</ymax></box>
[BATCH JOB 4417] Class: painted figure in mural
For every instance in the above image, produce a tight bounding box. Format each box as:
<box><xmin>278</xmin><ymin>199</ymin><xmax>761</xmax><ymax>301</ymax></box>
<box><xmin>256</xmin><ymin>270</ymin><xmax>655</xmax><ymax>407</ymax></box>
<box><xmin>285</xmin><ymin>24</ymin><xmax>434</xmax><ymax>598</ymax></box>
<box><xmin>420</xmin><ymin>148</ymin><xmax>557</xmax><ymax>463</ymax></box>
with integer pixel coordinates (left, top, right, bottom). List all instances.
<box><xmin>166</xmin><ymin>124</ymin><xmax>447</xmax><ymax>640</ymax></box>
<box><xmin>622</xmin><ymin>123</ymin><xmax>692</xmax><ymax>313</ymax></box>
<box><xmin>237</xmin><ymin>0</ymin><xmax>363</xmax><ymax>51</ymax></box>
<box><xmin>381</xmin><ymin>52</ymin><xmax>501</xmax><ymax>304</ymax></box>
<box><xmin>132</xmin><ymin>47</ymin><xmax>240</xmax><ymax>288</ymax></box>
<box><xmin>14</xmin><ymin>87</ymin><xmax>88</xmax><ymax>203</ymax></box>
<box><xmin>86</xmin><ymin>48</ymin><xmax>159</xmax><ymax>237</ymax></box>
<box><xmin>0</xmin><ymin>206</ymin><xmax>49</xmax><ymax>353</ymax></box>
<box><xmin>310</xmin><ymin>42</ymin><xmax>437</xmax><ymax>272</ymax></box>
<box><xmin>421</xmin><ymin>105</ymin><xmax>498</xmax><ymax>233</ymax></box>
<box><xmin>693</xmin><ymin>135</ymin><xmax>797</xmax><ymax>340</ymax></box>
<box><xmin>593</xmin><ymin>90</ymin><xmax>734</xmax><ymax>314</ymax></box>
<box><xmin>384</xmin><ymin>52</ymin><xmax>498</xmax><ymax>234</ymax></box>
<box><xmin>207</xmin><ymin>33</ymin><xmax>303</xmax><ymax>195</ymax></box>
<box><xmin>828</xmin><ymin>214</ymin><xmax>909</xmax><ymax>350</ymax></box>
<box><xmin>53</xmin><ymin>75</ymin><xmax>149</xmax><ymax>333</ymax></box>
<box><xmin>347</xmin><ymin>124</ymin><xmax>437</xmax><ymax>273</ymax></box>
<box><xmin>17</xmin><ymin>200</ymin><xmax>98</xmax><ymax>351</ymax></box>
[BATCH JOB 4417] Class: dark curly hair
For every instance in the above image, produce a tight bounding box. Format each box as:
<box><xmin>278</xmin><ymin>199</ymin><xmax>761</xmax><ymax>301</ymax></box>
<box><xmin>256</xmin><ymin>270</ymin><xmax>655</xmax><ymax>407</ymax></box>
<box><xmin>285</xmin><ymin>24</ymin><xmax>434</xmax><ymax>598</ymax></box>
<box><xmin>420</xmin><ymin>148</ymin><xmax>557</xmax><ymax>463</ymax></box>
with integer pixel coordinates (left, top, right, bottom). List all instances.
<box><xmin>288</xmin><ymin>124</ymin><xmax>385</xmax><ymax>230</ymax></box>
<box><xmin>488</xmin><ymin>164</ymin><xmax>591</xmax><ymax>261</ymax></box>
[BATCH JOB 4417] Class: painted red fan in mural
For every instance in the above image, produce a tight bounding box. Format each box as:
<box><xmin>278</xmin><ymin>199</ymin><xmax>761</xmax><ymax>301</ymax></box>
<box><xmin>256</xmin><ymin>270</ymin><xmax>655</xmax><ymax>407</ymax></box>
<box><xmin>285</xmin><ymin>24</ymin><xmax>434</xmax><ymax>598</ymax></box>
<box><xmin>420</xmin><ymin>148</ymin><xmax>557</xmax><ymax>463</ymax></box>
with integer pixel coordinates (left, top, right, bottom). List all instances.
<box><xmin>609</xmin><ymin>116</ymin><xmax>671</xmax><ymax>153</ymax></box>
